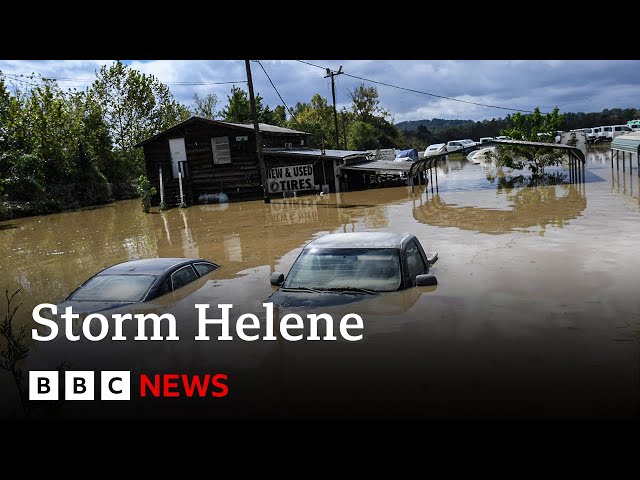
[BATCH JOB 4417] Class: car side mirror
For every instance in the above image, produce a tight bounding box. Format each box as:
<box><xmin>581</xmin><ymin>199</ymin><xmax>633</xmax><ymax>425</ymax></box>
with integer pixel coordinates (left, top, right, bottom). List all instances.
<box><xmin>416</xmin><ymin>274</ymin><xmax>437</xmax><ymax>287</ymax></box>
<box><xmin>270</xmin><ymin>272</ymin><xmax>285</xmax><ymax>286</ymax></box>
<box><xmin>426</xmin><ymin>252</ymin><xmax>438</xmax><ymax>265</ymax></box>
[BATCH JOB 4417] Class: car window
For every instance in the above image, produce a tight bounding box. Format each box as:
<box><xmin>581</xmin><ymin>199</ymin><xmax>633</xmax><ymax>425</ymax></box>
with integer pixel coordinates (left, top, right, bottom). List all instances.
<box><xmin>70</xmin><ymin>274</ymin><xmax>157</xmax><ymax>302</ymax></box>
<box><xmin>158</xmin><ymin>278</ymin><xmax>172</xmax><ymax>296</ymax></box>
<box><xmin>405</xmin><ymin>241</ymin><xmax>427</xmax><ymax>283</ymax></box>
<box><xmin>171</xmin><ymin>265</ymin><xmax>198</xmax><ymax>291</ymax></box>
<box><xmin>194</xmin><ymin>262</ymin><xmax>218</xmax><ymax>276</ymax></box>
<box><xmin>285</xmin><ymin>248</ymin><xmax>402</xmax><ymax>292</ymax></box>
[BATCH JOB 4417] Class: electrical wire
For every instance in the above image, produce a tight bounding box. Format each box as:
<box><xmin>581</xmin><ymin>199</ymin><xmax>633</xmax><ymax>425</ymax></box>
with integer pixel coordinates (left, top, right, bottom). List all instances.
<box><xmin>0</xmin><ymin>73</ymin><xmax>42</xmax><ymax>88</ymax></box>
<box><xmin>1</xmin><ymin>72</ymin><xmax>246</xmax><ymax>87</ymax></box>
<box><xmin>296</xmin><ymin>60</ymin><xmax>540</xmax><ymax>114</ymax></box>
<box><xmin>253</xmin><ymin>60</ymin><xmax>304</xmax><ymax>130</ymax></box>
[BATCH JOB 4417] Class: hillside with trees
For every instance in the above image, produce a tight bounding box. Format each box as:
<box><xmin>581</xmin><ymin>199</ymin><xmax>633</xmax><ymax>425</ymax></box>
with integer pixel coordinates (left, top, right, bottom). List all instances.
<box><xmin>399</xmin><ymin>108</ymin><xmax>640</xmax><ymax>151</ymax></box>
<box><xmin>395</xmin><ymin>118</ymin><xmax>474</xmax><ymax>131</ymax></box>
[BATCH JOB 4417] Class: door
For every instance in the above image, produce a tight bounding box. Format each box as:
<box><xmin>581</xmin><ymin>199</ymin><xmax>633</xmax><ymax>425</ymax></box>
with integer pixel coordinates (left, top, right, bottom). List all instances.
<box><xmin>169</xmin><ymin>138</ymin><xmax>187</xmax><ymax>178</ymax></box>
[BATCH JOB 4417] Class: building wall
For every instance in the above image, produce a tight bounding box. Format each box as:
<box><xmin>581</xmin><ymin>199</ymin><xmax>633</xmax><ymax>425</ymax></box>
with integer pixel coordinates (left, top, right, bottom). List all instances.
<box><xmin>142</xmin><ymin>121</ymin><xmax>308</xmax><ymax>204</ymax></box>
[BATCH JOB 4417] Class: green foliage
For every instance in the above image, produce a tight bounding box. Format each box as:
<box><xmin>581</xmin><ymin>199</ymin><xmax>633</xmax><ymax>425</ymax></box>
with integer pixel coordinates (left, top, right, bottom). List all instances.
<box><xmin>491</xmin><ymin>107</ymin><xmax>566</xmax><ymax>176</ymax></box>
<box><xmin>89</xmin><ymin>61</ymin><xmax>188</xmax><ymax>179</ymax></box>
<box><xmin>396</xmin><ymin>118</ymin><xmax>475</xmax><ymax>132</ymax></box>
<box><xmin>348</xmin><ymin>121</ymin><xmax>379</xmax><ymax>149</ymax></box>
<box><xmin>192</xmin><ymin>92</ymin><xmax>219</xmax><ymax>120</ymax></box>
<box><xmin>271</xmin><ymin>105</ymin><xmax>288</xmax><ymax>126</ymax></box>
<box><xmin>220</xmin><ymin>86</ymin><xmax>271</xmax><ymax>123</ymax></box>
<box><xmin>136</xmin><ymin>175</ymin><xmax>157</xmax><ymax>213</ymax></box>
<box><xmin>290</xmin><ymin>94</ymin><xmax>336</xmax><ymax>148</ymax></box>
<box><xmin>400</xmin><ymin>107</ymin><xmax>640</xmax><ymax>151</ymax></box>
<box><xmin>219</xmin><ymin>86</ymin><xmax>289</xmax><ymax>127</ymax></box>
<box><xmin>349</xmin><ymin>84</ymin><xmax>390</xmax><ymax>123</ymax></box>
<box><xmin>285</xmin><ymin>85</ymin><xmax>401</xmax><ymax>151</ymax></box>
<box><xmin>0</xmin><ymin>63</ymin><xmax>187</xmax><ymax>219</ymax></box>
<box><xmin>345</xmin><ymin>84</ymin><xmax>400</xmax><ymax>150</ymax></box>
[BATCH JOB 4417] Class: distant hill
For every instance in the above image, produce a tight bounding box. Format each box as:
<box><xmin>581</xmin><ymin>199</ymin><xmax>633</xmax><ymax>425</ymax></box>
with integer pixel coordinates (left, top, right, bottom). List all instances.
<box><xmin>395</xmin><ymin>118</ymin><xmax>474</xmax><ymax>131</ymax></box>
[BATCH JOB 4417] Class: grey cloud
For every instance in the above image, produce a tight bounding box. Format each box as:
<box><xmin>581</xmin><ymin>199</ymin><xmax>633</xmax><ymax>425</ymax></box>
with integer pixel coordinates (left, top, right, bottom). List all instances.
<box><xmin>1</xmin><ymin>59</ymin><xmax>638</xmax><ymax>122</ymax></box>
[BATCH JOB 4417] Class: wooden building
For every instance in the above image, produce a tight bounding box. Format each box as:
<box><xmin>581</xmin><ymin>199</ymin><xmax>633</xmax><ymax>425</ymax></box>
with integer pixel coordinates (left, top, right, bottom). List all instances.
<box><xmin>137</xmin><ymin>116</ymin><xmax>372</xmax><ymax>205</ymax></box>
<box><xmin>136</xmin><ymin>117</ymin><xmax>310</xmax><ymax>205</ymax></box>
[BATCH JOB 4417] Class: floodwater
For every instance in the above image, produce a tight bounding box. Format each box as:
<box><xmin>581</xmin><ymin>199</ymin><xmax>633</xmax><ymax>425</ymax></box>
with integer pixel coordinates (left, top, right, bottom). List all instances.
<box><xmin>1</xmin><ymin>146</ymin><xmax>639</xmax><ymax>420</ymax></box>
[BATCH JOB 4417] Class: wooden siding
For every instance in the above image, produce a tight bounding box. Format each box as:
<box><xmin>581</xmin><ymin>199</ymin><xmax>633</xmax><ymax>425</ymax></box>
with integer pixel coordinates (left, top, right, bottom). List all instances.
<box><xmin>143</xmin><ymin>120</ymin><xmax>308</xmax><ymax>205</ymax></box>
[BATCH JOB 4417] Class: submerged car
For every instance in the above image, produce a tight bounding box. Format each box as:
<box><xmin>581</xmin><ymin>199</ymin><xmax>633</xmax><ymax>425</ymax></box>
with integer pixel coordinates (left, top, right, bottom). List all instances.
<box><xmin>268</xmin><ymin>232</ymin><xmax>438</xmax><ymax>308</ymax></box>
<box><xmin>58</xmin><ymin>258</ymin><xmax>219</xmax><ymax>313</ymax></box>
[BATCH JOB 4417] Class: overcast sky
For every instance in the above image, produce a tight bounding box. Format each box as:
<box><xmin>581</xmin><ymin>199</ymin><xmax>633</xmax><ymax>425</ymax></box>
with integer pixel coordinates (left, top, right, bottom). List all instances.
<box><xmin>0</xmin><ymin>60</ymin><xmax>638</xmax><ymax>123</ymax></box>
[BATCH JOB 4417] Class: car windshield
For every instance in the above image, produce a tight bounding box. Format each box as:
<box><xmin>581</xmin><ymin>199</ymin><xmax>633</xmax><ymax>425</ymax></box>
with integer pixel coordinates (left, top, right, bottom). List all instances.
<box><xmin>69</xmin><ymin>274</ymin><xmax>158</xmax><ymax>302</ymax></box>
<box><xmin>284</xmin><ymin>248</ymin><xmax>402</xmax><ymax>292</ymax></box>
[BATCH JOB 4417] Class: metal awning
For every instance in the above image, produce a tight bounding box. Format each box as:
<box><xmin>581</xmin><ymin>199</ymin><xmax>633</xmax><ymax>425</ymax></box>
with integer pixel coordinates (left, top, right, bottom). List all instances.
<box><xmin>341</xmin><ymin>160</ymin><xmax>413</xmax><ymax>173</ymax></box>
<box><xmin>611</xmin><ymin>132</ymin><xmax>640</xmax><ymax>155</ymax></box>
<box><xmin>409</xmin><ymin>139</ymin><xmax>586</xmax><ymax>178</ymax></box>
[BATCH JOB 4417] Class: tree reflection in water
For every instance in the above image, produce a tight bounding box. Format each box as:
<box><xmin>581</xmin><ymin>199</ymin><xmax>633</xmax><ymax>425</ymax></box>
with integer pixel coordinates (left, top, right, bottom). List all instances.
<box><xmin>413</xmin><ymin>171</ymin><xmax>587</xmax><ymax>236</ymax></box>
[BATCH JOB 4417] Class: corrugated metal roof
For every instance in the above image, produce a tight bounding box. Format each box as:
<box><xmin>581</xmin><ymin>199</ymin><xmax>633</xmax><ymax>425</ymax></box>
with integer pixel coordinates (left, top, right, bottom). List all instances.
<box><xmin>341</xmin><ymin>160</ymin><xmax>413</xmax><ymax>172</ymax></box>
<box><xmin>611</xmin><ymin>132</ymin><xmax>640</xmax><ymax>155</ymax></box>
<box><xmin>365</xmin><ymin>148</ymin><xmax>396</xmax><ymax>161</ymax></box>
<box><xmin>224</xmin><ymin>122</ymin><xmax>308</xmax><ymax>135</ymax></box>
<box><xmin>264</xmin><ymin>148</ymin><xmax>369</xmax><ymax>160</ymax></box>
<box><xmin>135</xmin><ymin>116</ymin><xmax>308</xmax><ymax>147</ymax></box>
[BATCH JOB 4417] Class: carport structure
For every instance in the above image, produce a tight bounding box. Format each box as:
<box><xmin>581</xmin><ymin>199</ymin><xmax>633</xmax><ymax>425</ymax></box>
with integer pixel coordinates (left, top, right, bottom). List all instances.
<box><xmin>610</xmin><ymin>132</ymin><xmax>640</xmax><ymax>175</ymax></box>
<box><xmin>408</xmin><ymin>139</ymin><xmax>587</xmax><ymax>191</ymax></box>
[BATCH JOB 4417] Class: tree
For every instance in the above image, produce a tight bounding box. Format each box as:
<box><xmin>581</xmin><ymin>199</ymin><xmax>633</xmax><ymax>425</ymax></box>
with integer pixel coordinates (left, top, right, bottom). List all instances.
<box><xmin>267</xmin><ymin>105</ymin><xmax>288</xmax><ymax>127</ymax></box>
<box><xmin>220</xmin><ymin>85</ymin><xmax>275</xmax><ymax>124</ymax></box>
<box><xmin>192</xmin><ymin>92</ymin><xmax>219</xmax><ymax>120</ymax></box>
<box><xmin>348</xmin><ymin>84</ymin><xmax>390</xmax><ymax>123</ymax></box>
<box><xmin>348</xmin><ymin>121</ymin><xmax>380</xmax><ymax>150</ymax></box>
<box><xmin>89</xmin><ymin>61</ymin><xmax>187</xmax><ymax>178</ymax></box>
<box><xmin>345</xmin><ymin>83</ymin><xmax>400</xmax><ymax>150</ymax></box>
<box><xmin>490</xmin><ymin>107</ymin><xmax>566</xmax><ymax>177</ymax></box>
<box><xmin>290</xmin><ymin>94</ymin><xmax>336</xmax><ymax>148</ymax></box>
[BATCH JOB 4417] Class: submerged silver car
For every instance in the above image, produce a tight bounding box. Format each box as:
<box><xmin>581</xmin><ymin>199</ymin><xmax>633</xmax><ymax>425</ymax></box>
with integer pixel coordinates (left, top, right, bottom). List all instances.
<box><xmin>268</xmin><ymin>232</ymin><xmax>438</xmax><ymax>308</ymax></box>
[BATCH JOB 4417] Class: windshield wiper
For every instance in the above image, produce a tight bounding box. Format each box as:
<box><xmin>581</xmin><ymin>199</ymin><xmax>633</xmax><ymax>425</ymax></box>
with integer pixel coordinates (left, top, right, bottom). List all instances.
<box><xmin>280</xmin><ymin>286</ymin><xmax>324</xmax><ymax>293</ymax></box>
<box><xmin>320</xmin><ymin>287</ymin><xmax>379</xmax><ymax>295</ymax></box>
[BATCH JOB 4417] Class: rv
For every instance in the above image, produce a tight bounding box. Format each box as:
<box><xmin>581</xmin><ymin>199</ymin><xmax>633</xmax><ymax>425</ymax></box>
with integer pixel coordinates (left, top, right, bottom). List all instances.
<box><xmin>626</xmin><ymin>120</ymin><xmax>640</xmax><ymax>132</ymax></box>
<box><xmin>592</xmin><ymin>126</ymin><xmax>606</xmax><ymax>142</ymax></box>
<box><xmin>605</xmin><ymin>125</ymin><xmax>632</xmax><ymax>140</ymax></box>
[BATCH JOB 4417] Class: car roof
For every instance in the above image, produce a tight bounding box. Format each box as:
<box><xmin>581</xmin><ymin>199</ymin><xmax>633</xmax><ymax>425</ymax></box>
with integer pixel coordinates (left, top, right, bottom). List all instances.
<box><xmin>306</xmin><ymin>232</ymin><xmax>412</xmax><ymax>249</ymax></box>
<box><xmin>98</xmin><ymin>258</ymin><xmax>209</xmax><ymax>276</ymax></box>
<box><xmin>427</xmin><ymin>143</ymin><xmax>446</xmax><ymax>148</ymax></box>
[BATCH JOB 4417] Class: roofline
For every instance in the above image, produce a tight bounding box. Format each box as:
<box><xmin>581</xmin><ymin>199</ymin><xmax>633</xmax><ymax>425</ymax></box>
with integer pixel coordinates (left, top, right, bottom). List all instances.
<box><xmin>100</xmin><ymin>257</ymin><xmax>207</xmax><ymax>273</ymax></box>
<box><xmin>263</xmin><ymin>149</ymin><xmax>369</xmax><ymax>161</ymax></box>
<box><xmin>135</xmin><ymin>117</ymin><xmax>309</xmax><ymax>147</ymax></box>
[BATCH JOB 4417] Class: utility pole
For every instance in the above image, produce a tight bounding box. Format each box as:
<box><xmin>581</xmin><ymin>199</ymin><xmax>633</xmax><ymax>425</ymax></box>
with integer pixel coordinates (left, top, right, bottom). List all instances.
<box><xmin>324</xmin><ymin>66</ymin><xmax>343</xmax><ymax>150</ymax></box>
<box><xmin>341</xmin><ymin>107</ymin><xmax>348</xmax><ymax>149</ymax></box>
<box><xmin>245</xmin><ymin>59</ymin><xmax>270</xmax><ymax>203</ymax></box>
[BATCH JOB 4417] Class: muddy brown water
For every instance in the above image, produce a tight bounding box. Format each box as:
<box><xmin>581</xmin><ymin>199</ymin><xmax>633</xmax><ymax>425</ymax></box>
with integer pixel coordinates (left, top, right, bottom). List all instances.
<box><xmin>1</xmin><ymin>147</ymin><xmax>639</xmax><ymax>419</ymax></box>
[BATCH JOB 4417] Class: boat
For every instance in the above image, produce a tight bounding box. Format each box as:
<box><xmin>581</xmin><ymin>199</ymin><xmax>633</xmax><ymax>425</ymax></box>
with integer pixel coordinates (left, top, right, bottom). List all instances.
<box><xmin>467</xmin><ymin>146</ymin><xmax>496</xmax><ymax>165</ymax></box>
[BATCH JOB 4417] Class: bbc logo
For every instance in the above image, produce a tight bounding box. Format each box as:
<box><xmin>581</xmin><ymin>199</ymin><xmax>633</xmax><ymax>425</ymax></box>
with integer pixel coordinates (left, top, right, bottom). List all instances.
<box><xmin>29</xmin><ymin>371</ymin><xmax>131</xmax><ymax>401</ymax></box>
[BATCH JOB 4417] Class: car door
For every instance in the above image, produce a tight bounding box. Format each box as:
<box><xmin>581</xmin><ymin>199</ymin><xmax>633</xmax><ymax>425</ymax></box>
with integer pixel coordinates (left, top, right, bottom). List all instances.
<box><xmin>404</xmin><ymin>240</ymin><xmax>429</xmax><ymax>287</ymax></box>
<box><xmin>164</xmin><ymin>264</ymin><xmax>202</xmax><ymax>303</ymax></box>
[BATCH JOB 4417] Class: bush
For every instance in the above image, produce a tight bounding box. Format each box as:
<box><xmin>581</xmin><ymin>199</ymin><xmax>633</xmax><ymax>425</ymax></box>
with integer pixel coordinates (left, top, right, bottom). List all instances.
<box><xmin>136</xmin><ymin>175</ymin><xmax>157</xmax><ymax>213</ymax></box>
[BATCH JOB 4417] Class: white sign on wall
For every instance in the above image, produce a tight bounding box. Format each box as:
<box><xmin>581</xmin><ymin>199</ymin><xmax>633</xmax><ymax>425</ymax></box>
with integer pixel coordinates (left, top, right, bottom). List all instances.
<box><xmin>168</xmin><ymin>138</ymin><xmax>187</xmax><ymax>178</ymax></box>
<box><xmin>267</xmin><ymin>164</ymin><xmax>315</xmax><ymax>193</ymax></box>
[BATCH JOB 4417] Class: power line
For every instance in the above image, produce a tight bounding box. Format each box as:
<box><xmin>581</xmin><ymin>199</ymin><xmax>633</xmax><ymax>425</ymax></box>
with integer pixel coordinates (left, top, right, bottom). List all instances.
<box><xmin>0</xmin><ymin>73</ymin><xmax>41</xmax><ymax>88</ymax></box>
<box><xmin>253</xmin><ymin>60</ymin><xmax>304</xmax><ymax>130</ymax></box>
<box><xmin>296</xmin><ymin>60</ymin><xmax>539</xmax><ymax>114</ymax></box>
<box><xmin>1</xmin><ymin>72</ymin><xmax>246</xmax><ymax>86</ymax></box>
